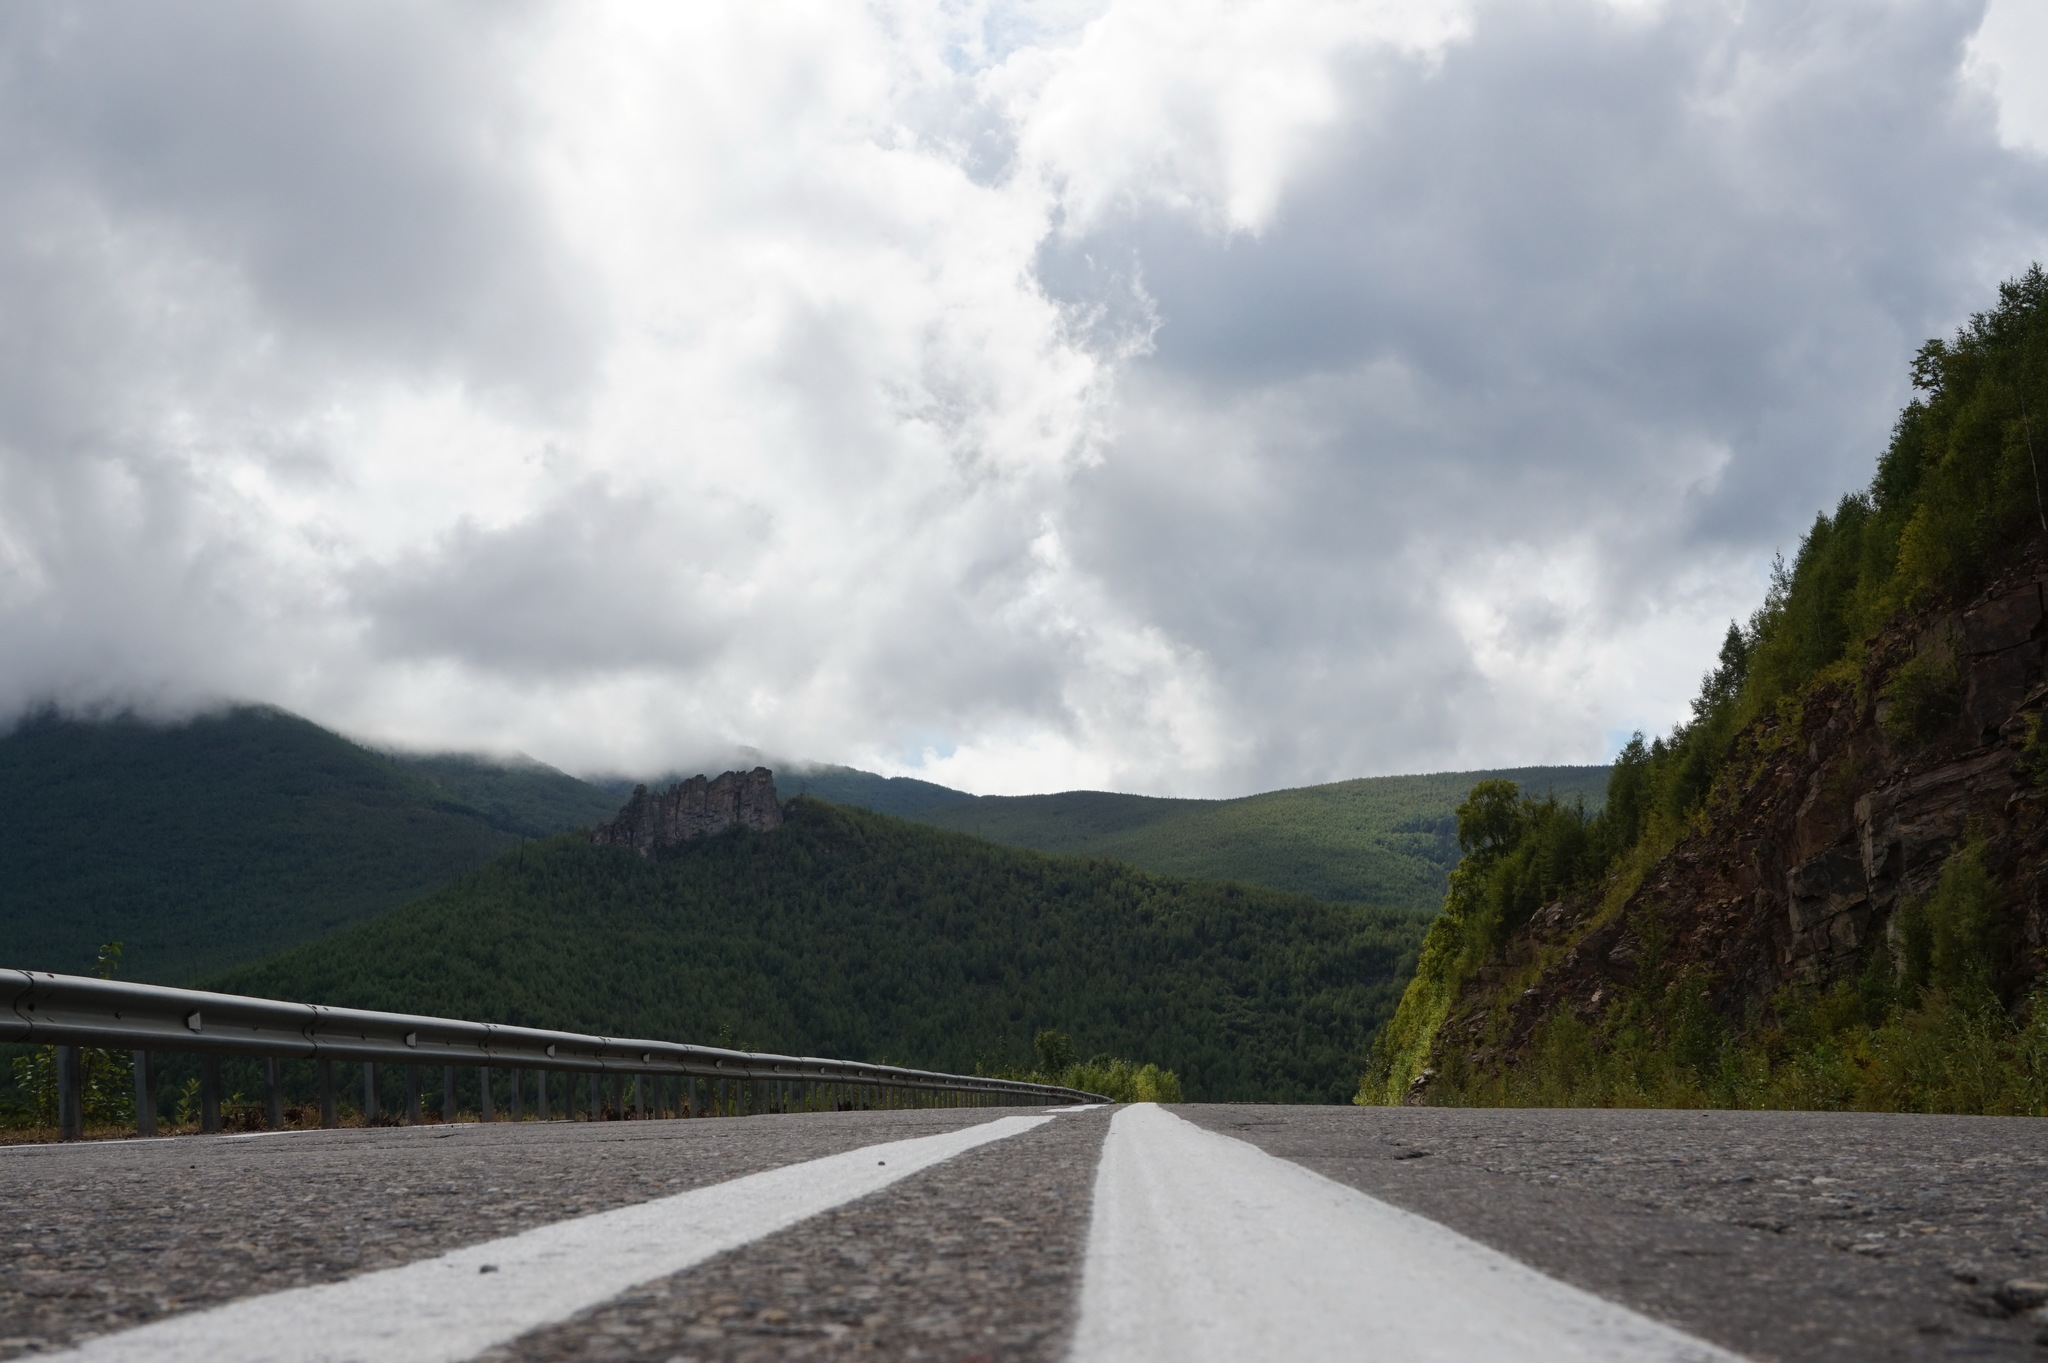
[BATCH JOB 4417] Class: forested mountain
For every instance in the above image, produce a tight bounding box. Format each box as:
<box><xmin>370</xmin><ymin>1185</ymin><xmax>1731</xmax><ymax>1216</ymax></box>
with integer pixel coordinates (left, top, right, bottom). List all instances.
<box><xmin>1367</xmin><ymin>266</ymin><xmax>2048</xmax><ymax>1114</ymax></box>
<box><xmin>0</xmin><ymin>706</ymin><xmax>617</xmax><ymax>981</ymax></box>
<box><xmin>906</xmin><ymin>769</ymin><xmax>1608</xmax><ymax>911</ymax></box>
<box><xmin>214</xmin><ymin>799</ymin><xmax>1428</xmax><ymax>1103</ymax></box>
<box><xmin>390</xmin><ymin>751</ymin><xmax>622</xmax><ymax>836</ymax></box>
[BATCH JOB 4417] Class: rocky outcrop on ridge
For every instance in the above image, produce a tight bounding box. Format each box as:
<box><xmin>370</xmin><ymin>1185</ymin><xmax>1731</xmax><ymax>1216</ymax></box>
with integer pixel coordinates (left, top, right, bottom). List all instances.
<box><xmin>591</xmin><ymin>768</ymin><xmax>783</xmax><ymax>856</ymax></box>
<box><xmin>1424</xmin><ymin>559</ymin><xmax>2048</xmax><ymax>1092</ymax></box>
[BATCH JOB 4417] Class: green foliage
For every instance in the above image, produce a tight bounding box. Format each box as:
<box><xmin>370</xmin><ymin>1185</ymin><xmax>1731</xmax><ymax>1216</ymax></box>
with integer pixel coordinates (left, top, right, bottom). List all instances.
<box><xmin>1382</xmin><ymin>838</ymin><xmax>2047</xmax><ymax>1115</ymax></box>
<box><xmin>997</xmin><ymin>1037</ymin><xmax>1185</xmax><ymax>1102</ymax></box>
<box><xmin>1453</xmin><ymin>780</ymin><xmax>1525</xmax><ymax>860</ymax></box>
<box><xmin>1878</xmin><ymin>639</ymin><xmax>1962</xmax><ymax>746</ymax></box>
<box><xmin>2</xmin><ymin>1045</ymin><xmax>132</xmax><ymax>1129</ymax></box>
<box><xmin>172</xmin><ymin>1077</ymin><xmax>202</xmax><ymax>1129</ymax></box>
<box><xmin>1060</xmin><ymin>1057</ymin><xmax>1183</xmax><ymax>1104</ymax></box>
<box><xmin>1359</xmin><ymin>776</ymin><xmax>1633</xmax><ymax>1103</ymax></box>
<box><xmin>2016</xmin><ymin>713</ymin><xmax>2048</xmax><ymax>790</ymax></box>
<box><xmin>903</xmin><ymin>766</ymin><xmax>1610</xmax><ymax>912</ymax></box>
<box><xmin>0</xmin><ymin>706</ymin><xmax>622</xmax><ymax>981</ymax></box>
<box><xmin>1035</xmin><ymin>1030</ymin><xmax>1079</xmax><ymax>1075</ymax></box>
<box><xmin>214</xmin><ymin>800</ymin><xmax>1427</xmax><ymax>1103</ymax></box>
<box><xmin>1899</xmin><ymin>836</ymin><xmax>2004</xmax><ymax>996</ymax></box>
<box><xmin>1425</xmin><ymin>979</ymin><xmax>2048</xmax><ymax>1116</ymax></box>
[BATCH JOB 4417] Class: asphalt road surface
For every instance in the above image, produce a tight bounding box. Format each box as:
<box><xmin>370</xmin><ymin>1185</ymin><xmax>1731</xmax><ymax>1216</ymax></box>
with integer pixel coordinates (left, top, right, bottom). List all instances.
<box><xmin>3</xmin><ymin>1104</ymin><xmax>2044</xmax><ymax>1361</ymax></box>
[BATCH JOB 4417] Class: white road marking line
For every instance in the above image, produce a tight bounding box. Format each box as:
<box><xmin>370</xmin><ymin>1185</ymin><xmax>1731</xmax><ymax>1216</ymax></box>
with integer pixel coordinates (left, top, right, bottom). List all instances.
<box><xmin>41</xmin><ymin>1114</ymin><xmax>1052</xmax><ymax>1363</ymax></box>
<box><xmin>1067</xmin><ymin>1104</ymin><xmax>1746</xmax><ymax>1363</ymax></box>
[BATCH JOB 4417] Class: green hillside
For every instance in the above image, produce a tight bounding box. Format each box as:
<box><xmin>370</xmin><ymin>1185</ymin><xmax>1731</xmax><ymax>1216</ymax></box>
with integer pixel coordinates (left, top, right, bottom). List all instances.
<box><xmin>391</xmin><ymin>751</ymin><xmax>622</xmax><ymax>835</ymax></box>
<box><xmin>214</xmin><ymin>799</ymin><xmax>1428</xmax><ymax>1103</ymax></box>
<box><xmin>0</xmin><ymin>706</ymin><xmax>622</xmax><ymax>982</ymax></box>
<box><xmin>781</xmin><ymin>764</ymin><xmax>971</xmax><ymax>817</ymax></box>
<box><xmin>893</xmin><ymin>766</ymin><xmax>1609</xmax><ymax>911</ymax></box>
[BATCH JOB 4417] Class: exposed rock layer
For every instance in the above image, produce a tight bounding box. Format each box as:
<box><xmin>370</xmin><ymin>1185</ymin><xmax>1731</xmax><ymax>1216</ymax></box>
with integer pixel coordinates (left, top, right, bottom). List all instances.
<box><xmin>591</xmin><ymin>768</ymin><xmax>783</xmax><ymax>856</ymax></box>
<box><xmin>1426</xmin><ymin>559</ymin><xmax>2048</xmax><ymax>1094</ymax></box>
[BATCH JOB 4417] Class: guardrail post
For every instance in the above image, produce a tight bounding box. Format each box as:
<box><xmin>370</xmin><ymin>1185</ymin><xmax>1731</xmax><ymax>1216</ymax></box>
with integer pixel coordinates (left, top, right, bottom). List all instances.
<box><xmin>406</xmin><ymin>1065</ymin><xmax>421</xmax><ymax>1124</ymax></box>
<box><xmin>478</xmin><ymin>1066</ymin><xmax>494</xmax><ymax>1122</ymax></box>
<box><xmin>631</xmin><ymin>1074</ymin><xmax>641</xmax><ymax>1119</ymax></box>
<box><xmin>133</xmin><ymin>1050</ymin><xmax>157</xmax><ymax>1137</ymax></box>
<box><xmin>587</xmin><ymin>1072</ymin><xmax>600</xmax><ymax>1120</ymax></box>
<box><xmin>200</xmin><ymin>1055</ymin><xmax>222</xmax><ymax>1134</ymax></box>
<box><xmin>509</xmin><ymin>1070</ymin><xmax>523</xmax><ymax>1121</ymax></box>
<box><xmin>442</xmin><ymin>1065</ymin><xmax>456</xmax><ymax>1122</ymax></box>
<box><xmin>57</xmin><ymin>1045</ymin><xmax>83</xmax><ymax>1140</ymax></box>
<box><xmin>319</xmin><ymin>1059</ymin><xmax>337</xmax><ymax>1128</ymax></box>
<box><xmin>537</xmin><ymin>1070</ymin><xmax>551</xmax><ymax>1121</ymax></box>
<box><xmin>362</xmin><ymin>1062</ymin><xmax>378</xmax><ymax>1123</ymax></box>
<box><xmin>264</xmin><ymin>1058</ymin><xmax>282</xmax><ymax>1129</ymax></box>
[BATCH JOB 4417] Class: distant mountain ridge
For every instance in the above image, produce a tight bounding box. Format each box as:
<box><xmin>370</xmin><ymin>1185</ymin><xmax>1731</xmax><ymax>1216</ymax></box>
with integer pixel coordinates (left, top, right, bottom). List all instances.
<box><xmin>0</xmin><ymin>706</ymin><xmax>620</xmax><ymax>982</ymax></box>
<box><xmin>788</xmin><ymin>763</ymin><xmax>1611</xmax><ymax>913</ymax></box>
<box><xmin>1</xmin><ymin>700</ymin><xmax>1605</xmax><ymax>987</ymax></box>
<box><xmin>782</xmin><ymin>764</ymin><xmax>969</xmax><ymax>817</ymax></box>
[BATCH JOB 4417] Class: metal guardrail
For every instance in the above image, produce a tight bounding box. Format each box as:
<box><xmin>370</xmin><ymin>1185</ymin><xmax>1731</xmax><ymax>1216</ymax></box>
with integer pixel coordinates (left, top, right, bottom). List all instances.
<box><xmin>4</xmin><ymin>969</ymin><xmax>1106</xmax><ymax>1139</ymax></box>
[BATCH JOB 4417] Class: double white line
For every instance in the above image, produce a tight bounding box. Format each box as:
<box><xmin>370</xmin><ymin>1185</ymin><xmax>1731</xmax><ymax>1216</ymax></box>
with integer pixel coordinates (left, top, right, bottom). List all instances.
<box><xmin>42</xmin><ymin>1106</ymin><xmax>1744</xmax><ymax>1363</ymax></box>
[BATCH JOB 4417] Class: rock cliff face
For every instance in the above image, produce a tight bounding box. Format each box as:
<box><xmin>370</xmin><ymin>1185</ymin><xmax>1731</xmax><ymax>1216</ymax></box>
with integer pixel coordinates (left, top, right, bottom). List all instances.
<box><xmin>1423</xmin><ymin>558</ymin><xmax>2048</xmax><ymax>1094</ymax></box>
<box><xmin>590</xmin><ymin>768</ymin><xmax>784</xmax><ymax>856</ymax></box>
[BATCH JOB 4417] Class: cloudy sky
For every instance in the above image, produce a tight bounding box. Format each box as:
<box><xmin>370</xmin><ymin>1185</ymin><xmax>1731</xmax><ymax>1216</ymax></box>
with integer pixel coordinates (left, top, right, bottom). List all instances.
<box><xmin>2</xmin><ymin>0</ymin><xmax>2045</xmax><ymax>796</ymax></box>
